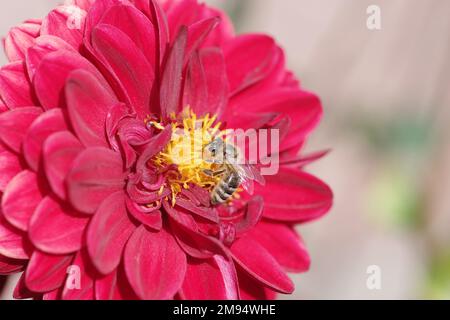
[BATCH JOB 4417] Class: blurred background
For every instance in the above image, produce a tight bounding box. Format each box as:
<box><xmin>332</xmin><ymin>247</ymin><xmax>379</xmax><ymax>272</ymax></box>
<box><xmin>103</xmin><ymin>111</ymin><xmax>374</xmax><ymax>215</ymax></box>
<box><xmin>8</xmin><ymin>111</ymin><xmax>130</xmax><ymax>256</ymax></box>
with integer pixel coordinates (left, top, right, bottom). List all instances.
<box><xmin>1</xmin><ymin>0</ymin><xmax>450</xmax><ymax>299</ymax></box>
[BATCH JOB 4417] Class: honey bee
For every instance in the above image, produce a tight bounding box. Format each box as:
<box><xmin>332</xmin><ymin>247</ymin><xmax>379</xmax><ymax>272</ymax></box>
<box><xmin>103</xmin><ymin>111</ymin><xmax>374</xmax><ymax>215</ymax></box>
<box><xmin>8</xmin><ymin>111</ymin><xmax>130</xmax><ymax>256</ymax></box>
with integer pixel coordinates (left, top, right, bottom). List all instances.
<box><xmin>203</xmin><ymin>138</ymin><xmax>265</xmax><ymax>205</ymax></box>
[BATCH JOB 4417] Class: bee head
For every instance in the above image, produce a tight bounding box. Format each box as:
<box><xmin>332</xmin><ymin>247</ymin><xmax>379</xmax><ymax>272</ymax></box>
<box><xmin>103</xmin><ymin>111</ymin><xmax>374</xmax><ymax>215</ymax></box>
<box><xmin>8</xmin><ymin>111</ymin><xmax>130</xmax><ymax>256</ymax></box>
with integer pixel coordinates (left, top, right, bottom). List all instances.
<box><xmin>204</xmin><ymin>138</ymin><xmax>226</xmax><ymax>164</ymax></box>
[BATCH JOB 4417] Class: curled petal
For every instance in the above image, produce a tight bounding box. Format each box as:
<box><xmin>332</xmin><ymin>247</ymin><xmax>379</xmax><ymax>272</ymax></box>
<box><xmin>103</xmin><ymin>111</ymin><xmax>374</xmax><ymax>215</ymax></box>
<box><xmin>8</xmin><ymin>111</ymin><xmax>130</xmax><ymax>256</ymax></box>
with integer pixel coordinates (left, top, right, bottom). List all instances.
<box><xmin>176</xmin><ymin>198</ymin><xmax>219</xmax><ymax>223</ymax></box>
<box><xmin>234</xmin><ymin>196</ymin><xmax>264</xmax><ymax>236</ymax></box>
<box><xmin>126</xmin><ymin>197</ymin><xmax>163</xmax><ymax>231</ymax></box>
<box><xmin>67</xmin><ymin>147</ymin><xmax>125</xmax><ymax>214</ymax></box>
<box><xmin>29</xmin><ymin>197</ymin><xmax>90</xmax><ymax>255</ymax></box>
<box><xmin>87</xmin><ymin>192</ymin><xmax>136</xmax><ymax>275</ymax></box>
<box><xmin>136</xmin><ymin>126</ymin><xmax>172</xmax><ymax>170</ymax></box>
<box><xmin>124</xmin><ymin>226</ymin><xmax>187</xmax><ymax>300</ymax></box>
<box><xmin>165</xmin><ymin>202</ymin><xmax>225</xmax><ymax>259</ymax></box>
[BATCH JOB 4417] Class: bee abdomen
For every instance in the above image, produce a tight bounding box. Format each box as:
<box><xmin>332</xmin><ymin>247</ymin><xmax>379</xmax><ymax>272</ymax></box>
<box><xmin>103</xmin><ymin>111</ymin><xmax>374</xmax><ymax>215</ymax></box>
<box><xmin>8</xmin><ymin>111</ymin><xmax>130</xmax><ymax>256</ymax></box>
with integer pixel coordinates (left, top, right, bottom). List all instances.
<box><xmin>211</xmin><ymin>173</ymin><xmax>241</xmax><ymax>205</ymax></box>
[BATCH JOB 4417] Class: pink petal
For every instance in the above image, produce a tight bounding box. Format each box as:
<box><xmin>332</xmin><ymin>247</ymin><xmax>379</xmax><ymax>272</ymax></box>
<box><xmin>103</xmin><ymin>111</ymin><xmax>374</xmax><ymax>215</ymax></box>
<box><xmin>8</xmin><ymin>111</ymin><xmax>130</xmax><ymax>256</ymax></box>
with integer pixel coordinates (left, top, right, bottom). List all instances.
<box><xmin>13</xmin><ymin>273</ymin><xmax>41</xmax><ymax>300</ymax></box>
<box><xmin>4</xmin><ymin>20</ymin><xmax>41</xmax><ymax>62</ymax></box>
<box><xmin>28</xmin><ymin>197</ymin><xmax>90</xmax><ymax>255</ymax></box>
<box><xmin>1</xmin><ymin>170</ymin><xmax>43</xmax><ymax>231</ymax></box>
<box><xmin>87</xmin><ymin>191</ymin><xmax>136</xmax><ymax>275</ymax></box>
<box><xmin>91</xmin><ymin>23</ymin><xmax>154</xmax><ymax>118</ymax></box>
<box><xmin>223</xmin><ymin>111</ymin><xmax>278</xmax><ymax>131</ymax></box>
<box><xmin>95</xmin><ymin>267</ymin><xmax>139</xmax><ymax>300</ymax></box>
<box><xmin>67</xmin><ymin>147</ymin><xmax>125</xmax><ymax>214</ymax></box>
<box><xmin>124</xmin><ymin>226</ymin><xmax>187</xmax><ymax>300</ymax></box>
<box><xmin>62</xmin><ymin>250</ymin><xmax>95</xmax><ymax>300</ymax></box>
<box><xmin>25</xmin><ymin>251</ymin><xmax>73</xmax><ymax>292</ymax></box>
<box><xmin>183</xmin><ymin>52</ymin><xmax>207</xmax><ymax>115</ymax></box>
<box><xmin>71</xmin><ymin>0</ymin><xmax>96</xmax><ymax>11</ymax></box>
<box><xmin>0</xmin><ymin>62</ymin><xmax>36</xmax><ymax>109</ymax></box>
<box><xmin>165</xmin><ymin>202</ymin><xmax>225</xmax><ymax>259</ymax></box>
<box><xmin>199</xmin><ymin>48</ymin><xmax>229</xmax><ymax>117</ymax></box>
<box><xmin>185</xmin><ymin>17</ymin><xmax>220</xmax><ymax>63</ymax></box>
<box><xmin>257</xmin><ymin>168</ymin><xmax>333</xmax><ymax>223</ymax></box>
<box><xmin>160</xmin><ymin>26</ymin><xmax>187</xmax><ymax>119</ymax></box>
<box><xmin>26</xmin><ymin>35</ymin><xmax>76</xmax><ymax>78</ymax></box>
<box><xmin>136</xmin><ymin>125</ymin><xmax>172</xmax><ymax>170</ymax></box>
<box><xmin>234</xmin><ymin>196</ymin><xmax>264</xmax><ymax>236</ymax></box>
<box><xmin>41</xmin><ymin>5</ymin><xmax>86</xmax><ymax>50</ymax></box>
<box><xmin>99</xmin><ymin>4</ymin><xmax>156</xmax><ymax>66</ymax></box>
<box><xmin>176</xmin><ymin>199</ymin><xmax>219</xmax><ymax>223</ymax></box>
<box><xmin>165</xmin><ymin>0</ymin><xmax>198</xmax><ymax>41</ymax></box>
<box><xmin>231</xmin><ymin>235</ymin><xmax>294</xmax><ymax>294</ymax></box>
<box><xmin>0</xmin><ymin>254</ymin><xmax>25</xmax><ymax>275</ymax></box>
<box><xmin>238</xmin><ymin>271</ymin><xmax>277</xmax><ymax>300</ymax></box>
<box><xmin>0</xmin><ymin>218</ymin><xmax>30</xmax><ymax>260</ymax></box>
<box><xmin>43</xmin><ymin>131</ymin><xmax>84</xmax><ymax>200</ymax></box>
<box><xmin>34</xmin><ymin>50</ymin><xmax>110</xmax><ymax>110</ymax></box>
<box><xmin>183</xmin><ymin>48</ymin><xmax>228</xmax><ymax>117</ymax></box>
<box><xmin>199</xmin><ymin>6</ymin><xmax>234</xmax><ymax>47</ymax></box>
<box><xmin>249</xmin><ymin>222</ymin><xmax>310</xmax><ymax>272</ymax></box>
<box><xmin>23</xmin><ymin>109</ymin><xmax>68</xmax><ymax>172</ymax></box>
<box><xmin>95</xmin><ymin>271</ymin><xmax>121</xmax><ymax>300</ymax></box>
<box><xmin>224</xmin><ymin>35</ymin><xmax>278</xmax><ymax>94</ymax></box>
<box><xmin>84</xmin><ymin>0</ymin><xmax>125</xmax><ymax>38</ymax></box>
<box><xmin>179</xmin><ymin>255</ymin><xmax>239</xmax><ymax>300</ymax></box>
<box><xmin>230</xmin><ymin>89</ymin><xmax>323</xmax><ymax>152</ymax></box>
<box><xmin>280</xmin><ymin>149</ymin><xmax>331</xmax><ymax>167</ymax></box>
<box><xmin>0</xmin><ymin>145</ymin><xmax>22</xmax><ymax>192</ymax></box>
<box><xmin>0</xmin><ymin>107</ymin><xmax>42</xmax><ymax>153</ymax></box>
<box><xmin>65</xmin><ymin>69</ymin><xmax>118</xmax><ymax>147</ymax></box>
<box><xmin>43</xmin><ymin>288</ymin><xmax>62</xmax><ymax>300</ymax></box>
<box><xmin>148</xmin><ymin>0</ymin><xmax>169</xmax><ymax>65</ymax></box>
<box><xmin>126</xmin><ymin>197</ymin><xmax>163</xmax><ymax>231</ymax></box>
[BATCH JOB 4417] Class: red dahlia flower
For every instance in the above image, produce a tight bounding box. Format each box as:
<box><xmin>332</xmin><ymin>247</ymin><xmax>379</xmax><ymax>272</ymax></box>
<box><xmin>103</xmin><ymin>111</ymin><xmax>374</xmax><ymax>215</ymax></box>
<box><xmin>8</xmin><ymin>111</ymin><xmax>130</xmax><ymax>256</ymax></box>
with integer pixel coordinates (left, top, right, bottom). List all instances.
<box><xmin>0</xmin><ymin>0</ymin><xmax>332</xmax><ymax>300</ymax></box>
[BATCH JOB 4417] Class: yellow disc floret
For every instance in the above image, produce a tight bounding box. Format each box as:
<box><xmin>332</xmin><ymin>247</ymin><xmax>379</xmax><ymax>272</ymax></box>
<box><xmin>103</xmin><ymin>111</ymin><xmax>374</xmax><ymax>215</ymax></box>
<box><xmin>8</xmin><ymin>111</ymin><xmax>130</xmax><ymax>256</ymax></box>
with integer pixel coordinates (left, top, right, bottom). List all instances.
<box><xmin>149</xmin><ymin>108</ymin><xmax>226</xmax><ymax>206</ymax></box>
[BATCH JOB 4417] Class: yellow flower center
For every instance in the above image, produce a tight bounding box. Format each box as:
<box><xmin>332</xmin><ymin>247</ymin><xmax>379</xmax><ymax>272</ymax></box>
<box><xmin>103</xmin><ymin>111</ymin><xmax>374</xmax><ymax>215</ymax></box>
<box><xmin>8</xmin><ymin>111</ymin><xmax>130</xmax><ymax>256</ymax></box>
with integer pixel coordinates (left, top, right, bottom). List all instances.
<box><xmin>147</xmin><ymin>108</ymin><xmax>227</xmax><ymax>206</ymax></box>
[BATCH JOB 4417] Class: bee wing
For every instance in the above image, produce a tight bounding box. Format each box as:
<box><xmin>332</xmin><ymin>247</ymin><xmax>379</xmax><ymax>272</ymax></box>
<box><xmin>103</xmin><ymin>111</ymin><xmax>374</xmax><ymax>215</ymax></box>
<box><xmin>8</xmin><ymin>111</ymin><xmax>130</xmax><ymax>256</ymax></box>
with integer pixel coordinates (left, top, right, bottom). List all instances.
<box><xmin>248</xmin><ymin>165</ymin><xmax>266</xmax><ymax>186</ymax></box>
<box><xmin>234</xmin><ymin>164</ymin><xmax>257</xmax><ymax>195</ymax></box>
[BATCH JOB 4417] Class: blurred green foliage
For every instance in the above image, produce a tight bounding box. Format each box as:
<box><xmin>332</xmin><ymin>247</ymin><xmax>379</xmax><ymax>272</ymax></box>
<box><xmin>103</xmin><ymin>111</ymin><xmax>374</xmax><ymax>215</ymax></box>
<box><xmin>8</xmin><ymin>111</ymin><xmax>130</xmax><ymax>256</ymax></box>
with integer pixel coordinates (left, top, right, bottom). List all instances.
<box><xmin>425</xmin><ymin>252</ymin><xmax>450</xmax><ymax>299</ymax></box>
<box><xmin>345</xmin><ymin>111</ymin><xmax>433</xmax><ymax>230</ymax></box>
